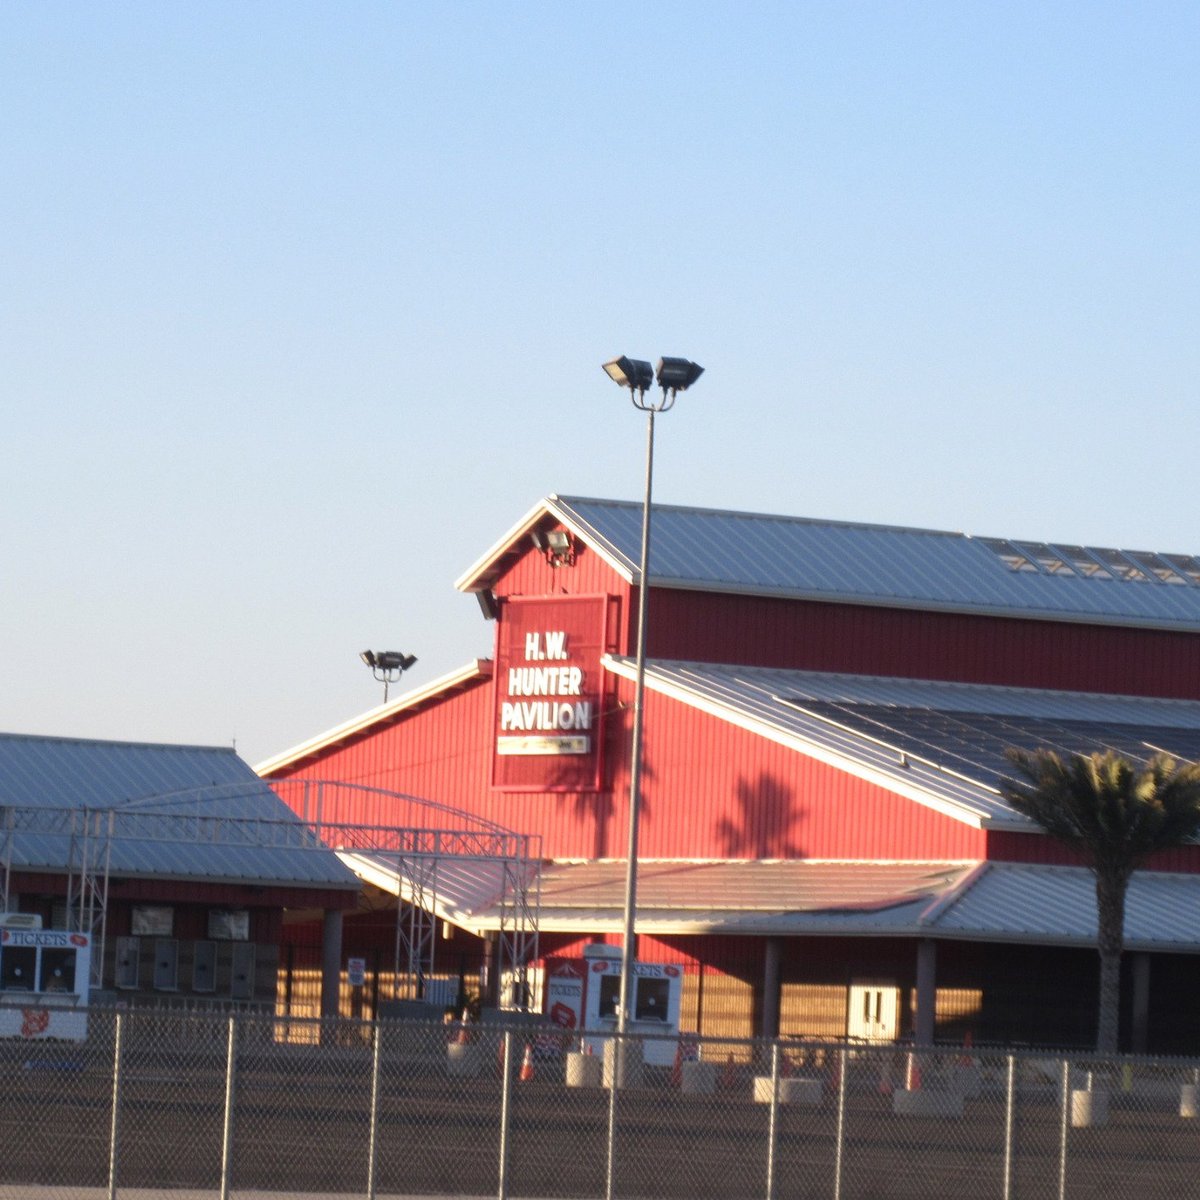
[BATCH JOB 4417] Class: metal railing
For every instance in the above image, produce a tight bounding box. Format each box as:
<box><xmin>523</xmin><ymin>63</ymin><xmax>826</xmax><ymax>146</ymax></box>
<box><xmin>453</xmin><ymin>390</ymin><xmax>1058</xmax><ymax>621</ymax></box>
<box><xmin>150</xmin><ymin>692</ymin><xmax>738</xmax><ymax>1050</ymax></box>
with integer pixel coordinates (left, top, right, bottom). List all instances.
<box><xmin>4</xmin><ymin>1009</ymin><xmax>1200</xmax><ymax>1198</ymax></box>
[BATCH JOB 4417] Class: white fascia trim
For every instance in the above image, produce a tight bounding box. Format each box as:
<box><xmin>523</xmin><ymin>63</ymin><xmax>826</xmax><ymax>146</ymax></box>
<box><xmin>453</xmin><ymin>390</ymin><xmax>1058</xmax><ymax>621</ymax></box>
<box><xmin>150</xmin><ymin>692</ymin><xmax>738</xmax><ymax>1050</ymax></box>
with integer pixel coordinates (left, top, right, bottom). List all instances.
<box><xmin>336</xmin><ymin>851</ymin><xmax>489</xmax><ymax>936</ymax></box>
<box><xmin>453</xmin><ymin>494</ymin><xmax>639</xmax><ymax>592</ymax></box>
<box><xmin>601</xmin><ymin>656</ymin><xmax>1000</xmax><ymax>831</ymax></box>
<box><xmin>454</xmin><ymin>499</ymin><xmax>551</xmax><ymax>593</ymax></box>
<box><xmin>254</xmin><ymin>660</ymin><xmax>491</xmax><ymax>776</ymax></box>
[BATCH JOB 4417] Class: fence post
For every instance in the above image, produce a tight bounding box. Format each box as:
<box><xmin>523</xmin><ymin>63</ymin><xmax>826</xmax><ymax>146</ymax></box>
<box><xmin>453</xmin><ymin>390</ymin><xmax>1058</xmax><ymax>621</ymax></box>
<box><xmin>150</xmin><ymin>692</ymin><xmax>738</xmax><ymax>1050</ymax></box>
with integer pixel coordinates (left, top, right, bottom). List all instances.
<box><xmin>220</xmin><ymin>1014</ymin><xmax>238</xmax><ymax>1200</ymax></box>
<box><xmin>497</xmin><ymin>1030</ymin><xmax>513</xmax><ymax>1200</ymax></box>
<box><xmin>1057</xmin><ymin>1058</ymin><xmax>1069</xmax><ymax>1200</ymax></box>
<box><xmin>832</xmin><ymin>1045</ymin><xmax>848</xmax><ymax>1200</ymax></box>
<box><xmin>106</xmin><ymin>1010</ymin><xmax>124</xmax><ymax>1200</ymax></box>
<box><xmin>765</xmin><ymin>1040</ymin><xmax>780</xmax><ymax>1200</ymax></box>
<box><xmin>604</xmin><ymin>1034</ymin><xmax>620</xmax><ymax>1200</ymax></box>
<box><xmin>366</xmin><ymin>1020</ymin><xmax>383</xmax><ymax>1200</ymax></box>
<box><xmin>1002</xmin><ymin>1054</ymin><xmax>1016</xmax><ymax>1200</ymax></box>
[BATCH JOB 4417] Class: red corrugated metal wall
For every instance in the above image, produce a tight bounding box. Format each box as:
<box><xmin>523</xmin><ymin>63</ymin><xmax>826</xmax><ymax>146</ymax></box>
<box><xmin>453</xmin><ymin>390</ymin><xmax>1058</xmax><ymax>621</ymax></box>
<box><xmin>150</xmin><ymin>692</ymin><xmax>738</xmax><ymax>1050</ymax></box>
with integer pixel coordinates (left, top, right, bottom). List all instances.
<box><xmin>625</xmin><ymin>678</ymin><xmax>986</xmax><ymax>859</ymax></box>
<box><xmin>644</xmin><ymin>589</ymin><xmax>1200</xmax><ymax>699</ymax></box>
<box><xmin>986</xmin><ymin>829</ymin><xmax>1200</xmax><ymax>872</ymax></box>
<box><xmin>268</xmin><ymin>669</ymin><xmax>985</xmax><ymax>861</ymax></box>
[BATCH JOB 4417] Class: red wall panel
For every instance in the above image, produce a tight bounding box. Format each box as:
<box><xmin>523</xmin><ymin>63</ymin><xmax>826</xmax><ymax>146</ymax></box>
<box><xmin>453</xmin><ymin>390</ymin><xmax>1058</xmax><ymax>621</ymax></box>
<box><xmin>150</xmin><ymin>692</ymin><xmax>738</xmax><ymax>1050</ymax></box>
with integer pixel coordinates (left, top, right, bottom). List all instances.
<box><xmin>269</xmin><ymin>669</ymin><xmax>984</xmax><ymax>862</ymax></box>
<box><xmin>645</xmin><ymin>590</ymin><xmax>1200</xmax><ymax>699</ymax></box>
<box><xmin>986</xmin><ymin>829</ymin><xmax>1200</xmax><ymax>873</ymax></box>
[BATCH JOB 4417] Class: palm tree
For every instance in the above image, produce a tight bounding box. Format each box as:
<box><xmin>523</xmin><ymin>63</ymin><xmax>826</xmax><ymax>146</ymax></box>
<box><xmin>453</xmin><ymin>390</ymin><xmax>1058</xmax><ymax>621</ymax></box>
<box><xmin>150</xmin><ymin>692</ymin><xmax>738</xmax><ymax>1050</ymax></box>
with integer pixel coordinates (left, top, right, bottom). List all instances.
<box><xmin>1001</xmin><ymin>748</ymin><xmax>1200</xmax><ymax>1054</ymax></box>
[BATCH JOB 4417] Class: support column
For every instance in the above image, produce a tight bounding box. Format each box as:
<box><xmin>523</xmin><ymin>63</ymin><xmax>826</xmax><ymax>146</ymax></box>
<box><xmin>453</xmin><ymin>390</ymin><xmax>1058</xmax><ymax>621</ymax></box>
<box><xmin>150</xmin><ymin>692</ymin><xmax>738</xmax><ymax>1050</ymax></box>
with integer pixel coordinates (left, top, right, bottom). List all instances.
<box><xmin>321</xmin><ymin>908</ymin><xmax>344</xmax><ymax>1020</ymax></box>
<box><xmin>915</xmin><ymin>938</ymin><xmax>937</xmax><ymax>1047</ymax></box>
<box><xmin>761</xmin><ymin>937</ymin><xmax>782</xmax><ymax>1039</ymax></box>
<box><xmin>483</xmin><ymin>932</ymin><xmax>499</xmax><ymax>1009</ymax></box>
<box><xmin>1131</xmin><ymin>952</ymin><xmax>1151</xmax><ymax>1054</ymax></box>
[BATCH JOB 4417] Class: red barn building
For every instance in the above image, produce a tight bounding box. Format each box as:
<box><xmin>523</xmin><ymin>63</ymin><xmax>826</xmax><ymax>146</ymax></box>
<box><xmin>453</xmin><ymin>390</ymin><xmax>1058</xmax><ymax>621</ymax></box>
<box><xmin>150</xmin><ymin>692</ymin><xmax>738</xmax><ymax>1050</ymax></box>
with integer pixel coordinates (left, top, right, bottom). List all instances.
<box><xmin>259</xmin><ymin>497</ymin><xmax>1200</xmax><ymax>1052</ymax></box>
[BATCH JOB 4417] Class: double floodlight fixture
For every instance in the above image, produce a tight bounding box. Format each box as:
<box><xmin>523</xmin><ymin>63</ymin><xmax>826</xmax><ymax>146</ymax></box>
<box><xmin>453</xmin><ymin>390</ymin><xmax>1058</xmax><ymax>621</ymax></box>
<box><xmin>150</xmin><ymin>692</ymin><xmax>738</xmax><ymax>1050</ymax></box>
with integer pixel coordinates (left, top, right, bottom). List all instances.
<box><xmin>360</xmin><ymin>650</ymin><xmax>417</xmax><ymax>673</ymax></box>
<box><xmin>602</xmin><ymin>355</ymin><xmax>704</xmax><ymax>412</ymax></box>
<box><xmin>360</xmin><ymin>649</ymin><xmax>417</xmax><ymax>703</ymax></box>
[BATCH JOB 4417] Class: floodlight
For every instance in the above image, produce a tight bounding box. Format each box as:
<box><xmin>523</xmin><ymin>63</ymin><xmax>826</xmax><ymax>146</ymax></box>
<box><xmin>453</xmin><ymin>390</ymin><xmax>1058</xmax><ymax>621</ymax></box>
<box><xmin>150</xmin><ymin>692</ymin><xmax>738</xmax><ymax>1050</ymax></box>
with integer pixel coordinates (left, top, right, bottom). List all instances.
<box><xmin>655</xmin><ymin>358</ymin><xmax>704</xmax><ymax>392</ymax></box>
<box><xmin>602</xmin><ymin>356</ymin><xmax>655</xmax><ymax>392</ymax></box>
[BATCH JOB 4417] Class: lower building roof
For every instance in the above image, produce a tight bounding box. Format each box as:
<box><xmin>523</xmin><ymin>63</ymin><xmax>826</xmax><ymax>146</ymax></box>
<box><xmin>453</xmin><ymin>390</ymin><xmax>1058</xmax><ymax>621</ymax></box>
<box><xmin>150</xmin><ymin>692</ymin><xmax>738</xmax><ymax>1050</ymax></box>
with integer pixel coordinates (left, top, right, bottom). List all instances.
<box><xmin>0</xmin><ymin>731</ymin><xmax>359</xmax><ymax>891</ymax></box>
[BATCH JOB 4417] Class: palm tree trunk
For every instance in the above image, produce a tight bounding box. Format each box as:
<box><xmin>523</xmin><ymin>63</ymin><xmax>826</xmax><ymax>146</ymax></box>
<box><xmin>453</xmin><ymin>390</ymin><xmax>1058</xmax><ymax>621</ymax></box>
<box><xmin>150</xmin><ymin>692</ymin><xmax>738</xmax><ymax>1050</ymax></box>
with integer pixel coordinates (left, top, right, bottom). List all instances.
<box><xmin>1094</xmin><ymin>869</ymin><xmax>1128</xmax><ymax>1054</ymax></box>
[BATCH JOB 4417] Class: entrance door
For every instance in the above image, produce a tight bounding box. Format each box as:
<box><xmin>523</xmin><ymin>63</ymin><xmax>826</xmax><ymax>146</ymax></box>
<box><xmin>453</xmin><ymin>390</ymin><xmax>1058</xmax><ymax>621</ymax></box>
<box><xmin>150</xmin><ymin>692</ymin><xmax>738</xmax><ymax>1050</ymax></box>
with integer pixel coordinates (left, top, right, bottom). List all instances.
<box><xmin>847</xmin><ymin>980</ymin><xmax>899</xmax><ymax>1042</ymax></box>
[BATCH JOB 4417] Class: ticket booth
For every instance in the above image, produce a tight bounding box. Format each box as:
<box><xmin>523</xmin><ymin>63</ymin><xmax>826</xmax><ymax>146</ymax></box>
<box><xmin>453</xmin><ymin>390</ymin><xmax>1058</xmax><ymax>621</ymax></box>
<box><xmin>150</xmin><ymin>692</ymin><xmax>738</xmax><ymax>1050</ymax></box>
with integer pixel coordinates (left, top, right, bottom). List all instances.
<box><xmin>545</xmin><ymin>946</ymin><xmax>683</xmax><ymax>1066</ymax></box>
<box><xmin>0</xmin><ymin>918</ymin><xmax>92</xmax><ymax>1041</ymax></box>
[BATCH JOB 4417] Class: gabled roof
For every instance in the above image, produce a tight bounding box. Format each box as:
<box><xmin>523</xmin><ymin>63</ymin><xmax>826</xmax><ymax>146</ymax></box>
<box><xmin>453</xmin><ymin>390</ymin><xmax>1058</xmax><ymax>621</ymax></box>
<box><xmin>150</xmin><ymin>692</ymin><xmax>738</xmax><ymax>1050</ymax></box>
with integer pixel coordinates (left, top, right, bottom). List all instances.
<box><xmin>255</xmin><ymin>660</ymin><xmax>493</xmax><ymax>777</ymax></box>
<box><xmin>602</xmin><ymin>660</ymin><xmax>1200</xmax><ymax>832</ymax></box>
<box><xmin>0</xmin><ymin>731</ymin><xmax>358</xmax><ymax>890</ymax></box>
<box><xmin>341</xmin><ymin>853</ymin><xmax>1200</xmax><ymax>952</ymax></box>
<box><xmin>456</xmin><ymin>495</ymin><xmax>1200</xmax><ymax>633</ymax></box>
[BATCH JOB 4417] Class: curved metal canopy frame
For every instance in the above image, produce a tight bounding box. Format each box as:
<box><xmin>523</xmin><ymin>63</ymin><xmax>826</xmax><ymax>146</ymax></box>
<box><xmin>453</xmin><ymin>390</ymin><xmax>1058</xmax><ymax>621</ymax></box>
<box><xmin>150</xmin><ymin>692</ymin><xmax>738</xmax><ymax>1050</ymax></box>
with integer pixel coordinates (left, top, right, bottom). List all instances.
<box><xmin>0</xmin><ymin>779</ymin><xmax>542</xmax><ymax>1009</ymax></box>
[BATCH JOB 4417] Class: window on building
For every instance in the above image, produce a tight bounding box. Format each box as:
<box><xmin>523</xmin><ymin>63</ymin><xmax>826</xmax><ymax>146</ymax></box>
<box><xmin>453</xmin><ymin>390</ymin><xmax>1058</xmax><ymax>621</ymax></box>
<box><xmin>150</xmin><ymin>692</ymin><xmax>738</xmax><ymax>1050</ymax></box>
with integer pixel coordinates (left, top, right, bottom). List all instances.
<box><xmin>0</xmin><ymin>946</ymin><xmax>35</xmax><ymax>991</ymax></box>
<box><xmin>40</xmin><ymin>948</ymin><xmax>76</xmax><ymax>993</ymax></box>
<box><xmin>131</xmin><ymin>905</ymin><xmax>173</xmax><ymax>937</ymax></box>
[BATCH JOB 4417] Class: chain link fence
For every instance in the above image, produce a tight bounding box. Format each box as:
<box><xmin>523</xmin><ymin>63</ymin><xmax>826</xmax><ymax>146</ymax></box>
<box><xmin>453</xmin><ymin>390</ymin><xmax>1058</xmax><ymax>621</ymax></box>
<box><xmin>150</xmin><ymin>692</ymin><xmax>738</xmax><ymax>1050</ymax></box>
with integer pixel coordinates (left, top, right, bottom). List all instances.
<box><xmin>4</xmin><ymin>1008</ymin><xmax>1200</xmax><ymax>1198</ymax></box>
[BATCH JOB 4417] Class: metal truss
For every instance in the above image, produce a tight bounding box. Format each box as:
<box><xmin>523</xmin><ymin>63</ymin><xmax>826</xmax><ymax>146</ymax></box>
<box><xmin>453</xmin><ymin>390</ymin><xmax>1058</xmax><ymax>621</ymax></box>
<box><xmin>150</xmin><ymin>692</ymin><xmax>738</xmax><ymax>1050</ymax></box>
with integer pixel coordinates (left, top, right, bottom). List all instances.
<box><xmin>0</xmin><ymin>779</ymin><xmax>543</xmax><ymax>1010</ymax></box>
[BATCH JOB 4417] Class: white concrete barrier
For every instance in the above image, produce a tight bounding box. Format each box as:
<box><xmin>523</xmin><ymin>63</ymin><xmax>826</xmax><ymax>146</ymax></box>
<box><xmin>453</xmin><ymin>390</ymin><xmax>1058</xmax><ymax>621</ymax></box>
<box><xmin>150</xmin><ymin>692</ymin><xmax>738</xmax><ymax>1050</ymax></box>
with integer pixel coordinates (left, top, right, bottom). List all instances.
<box><xmin>753</xmin><ymin>1075</ymin><xmax>823</xmax><ymax>1105</ymax></box>
<box><xmin>565</xmin><ymin>1050</ymin><xmax>602</xmax><ymax>1088</ymax></box>
<box><xmin>1070</xmin><ymin>1089</ymin><xmax>1108</xmax><ymax>1128</ymax></box>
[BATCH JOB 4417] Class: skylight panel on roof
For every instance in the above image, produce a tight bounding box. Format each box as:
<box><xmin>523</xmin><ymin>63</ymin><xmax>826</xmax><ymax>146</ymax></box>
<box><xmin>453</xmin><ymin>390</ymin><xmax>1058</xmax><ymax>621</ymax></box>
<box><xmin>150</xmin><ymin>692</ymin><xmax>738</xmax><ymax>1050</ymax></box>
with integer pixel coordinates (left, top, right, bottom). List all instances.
<box><xmin>1159</xmin><ymin>554</ymin><xmax>1200</xmax><ymax>587</ymax></box>
<box><xmin>1083</xmin><ymin>546</ymin><xmax>1145</xmax><ymax>582</ymax></box>
<box><xmin>1010</xmin><ymin>542</ymin><xmax>1076</xmax><ymax>577</ymax></box>
<box><xmin>1049</xmin><ymin>545</ymin><xmax>1116</xmax><ymax>580</ymax></box>
<box><xmin>1125</xmin><ymin>550</ymin><xmax>1189</xmax><ymax>586</ymax></box>
<box><xmin>979</xmin><ymin>538</ymin><xmax>1040</xmax><ymax>573</ymax></box>
<box><xmin>980</xmin><ymin>534</ymin><xmax>1200</xmax><ymax>587</ymax></box>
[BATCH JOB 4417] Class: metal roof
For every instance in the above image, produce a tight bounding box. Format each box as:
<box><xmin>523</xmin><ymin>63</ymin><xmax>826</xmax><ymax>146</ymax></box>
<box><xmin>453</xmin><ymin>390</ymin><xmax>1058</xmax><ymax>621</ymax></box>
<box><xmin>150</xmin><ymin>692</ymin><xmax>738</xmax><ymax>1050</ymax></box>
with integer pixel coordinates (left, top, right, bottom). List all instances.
<box><xmin>457</xmin><ymin>495</ymin><xmax>1200</xmax><ymax>633</ymax></box>
<box><xmin>349</xmin><ymin>854</ymin><xmax>1200</xmax><ymax>952</ymax></box>
<box><xmin>603</xmin><ymin>659</ymin><xmax>1200</xmax><ymax>831</ymax></box>
<box><xmin>0</xmin><ymin>732</ymin><xmax>359</xmax><ymax>890</ymax></box>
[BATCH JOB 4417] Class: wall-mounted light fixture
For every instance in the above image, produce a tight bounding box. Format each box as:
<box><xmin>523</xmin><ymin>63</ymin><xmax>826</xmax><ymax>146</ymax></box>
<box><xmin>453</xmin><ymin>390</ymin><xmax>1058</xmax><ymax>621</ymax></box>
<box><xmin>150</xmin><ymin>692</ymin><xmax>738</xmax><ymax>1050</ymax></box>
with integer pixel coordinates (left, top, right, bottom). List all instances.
<box><xmin>530</xmin><ymin>527</ymin><xmax>577</xmax><ymax>568</ymax></box>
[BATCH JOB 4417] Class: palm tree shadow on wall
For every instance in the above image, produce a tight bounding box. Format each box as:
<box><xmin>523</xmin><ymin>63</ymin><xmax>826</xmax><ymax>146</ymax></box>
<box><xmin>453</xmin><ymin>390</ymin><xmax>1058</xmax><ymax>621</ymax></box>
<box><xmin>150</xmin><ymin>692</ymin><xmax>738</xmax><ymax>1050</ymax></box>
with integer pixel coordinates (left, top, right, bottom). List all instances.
<box><xmin>716</xmin><ymin>772</ymin><xmax>805</xmax><ymax>860</ymax></box>
<box><xmin>554</xmin><ymin>706</ymin><xmax>659</xmax><ymax>860</ymax></box>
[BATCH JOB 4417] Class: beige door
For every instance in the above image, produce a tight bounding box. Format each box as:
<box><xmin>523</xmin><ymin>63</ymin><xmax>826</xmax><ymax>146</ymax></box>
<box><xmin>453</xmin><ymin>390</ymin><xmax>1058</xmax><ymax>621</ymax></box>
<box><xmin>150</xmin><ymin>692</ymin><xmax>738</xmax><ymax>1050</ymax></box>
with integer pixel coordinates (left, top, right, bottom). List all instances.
<box><xmin>847</xmin><ymin>981</ymin><xmax>899</xmax><ymax>1042</ymax></box>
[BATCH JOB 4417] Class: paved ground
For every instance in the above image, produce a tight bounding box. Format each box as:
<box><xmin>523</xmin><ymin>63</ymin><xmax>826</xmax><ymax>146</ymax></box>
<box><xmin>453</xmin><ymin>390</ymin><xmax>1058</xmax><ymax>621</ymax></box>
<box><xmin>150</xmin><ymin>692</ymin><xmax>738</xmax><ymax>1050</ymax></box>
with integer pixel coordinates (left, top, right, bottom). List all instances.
<box><xmin>6</xmin><ymin>1033</ymin><xmax>1200</xmax><ymax>1199</ymax></box>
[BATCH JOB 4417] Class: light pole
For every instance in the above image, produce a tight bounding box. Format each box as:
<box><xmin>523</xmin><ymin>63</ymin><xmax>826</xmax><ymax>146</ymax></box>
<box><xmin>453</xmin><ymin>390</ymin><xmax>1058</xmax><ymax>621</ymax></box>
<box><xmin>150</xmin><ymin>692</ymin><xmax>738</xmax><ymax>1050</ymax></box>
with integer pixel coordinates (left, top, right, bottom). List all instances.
<box><xmin>359</xmin><ymin>649</ymin><xmax>417</xmax><ymax>704</ymax></box>
<box><xmin>601</xmin><ymin>356</ymin><xmax>704</xmax><ymax>1037</ymax></box>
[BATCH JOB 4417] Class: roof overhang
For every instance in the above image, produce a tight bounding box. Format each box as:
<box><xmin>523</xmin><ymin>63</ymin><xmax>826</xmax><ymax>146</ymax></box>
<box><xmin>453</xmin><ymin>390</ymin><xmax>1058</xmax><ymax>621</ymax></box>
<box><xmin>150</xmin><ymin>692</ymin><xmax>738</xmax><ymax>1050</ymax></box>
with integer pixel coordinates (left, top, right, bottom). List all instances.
<box><xmin>352</xmin><ymin>855</ymin><xmax>1200</xmax><ymax>953</ymax></box>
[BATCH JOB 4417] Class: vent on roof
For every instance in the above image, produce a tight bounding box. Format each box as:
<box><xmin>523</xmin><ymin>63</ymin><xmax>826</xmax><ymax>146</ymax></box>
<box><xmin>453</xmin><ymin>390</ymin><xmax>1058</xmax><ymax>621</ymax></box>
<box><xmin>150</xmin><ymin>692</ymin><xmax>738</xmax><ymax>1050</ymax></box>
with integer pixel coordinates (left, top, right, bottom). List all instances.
<box><xmin>981</xmin><ymin>538</ymin><xmax>1200</xmax><ymax>588</ymax></box>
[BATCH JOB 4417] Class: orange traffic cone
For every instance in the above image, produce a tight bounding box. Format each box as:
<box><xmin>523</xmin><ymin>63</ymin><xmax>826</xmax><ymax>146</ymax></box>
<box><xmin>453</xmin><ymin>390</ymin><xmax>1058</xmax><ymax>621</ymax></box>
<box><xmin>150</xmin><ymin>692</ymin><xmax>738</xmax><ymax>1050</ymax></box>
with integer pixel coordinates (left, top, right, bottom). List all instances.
<box><xmin>519</xmin><ymin>1042</ymin><xmax>535</xmax><ymax>1082</ymax></box>
<box><xmin>455</xmin><ymin>1009</ymin><xmax>470</xmax><ymax>1046</ymax></box>
<box><xmin>827</xmin><ymin>1052</ymin><xmax>841</xmax><ymax>1092</ymax></box>
<box><xmin>720</xmin><ymin>1053</ymin><xmax>737</xmax><ymax>1090</ymax></box>
<box><xmin>877</xmin><ymin>1056</ymin><xmax>894</xmax><ymax>1096</ymax></box>
<box><xmin>905</xmin><ymin>1051</ymin><xmax>921</xmax><ymax>1091</ymax></box>
<box><xmin>958</xmin><ymin>1030</ymin><xmax>975</xmax><ymax>1067</ymax></box>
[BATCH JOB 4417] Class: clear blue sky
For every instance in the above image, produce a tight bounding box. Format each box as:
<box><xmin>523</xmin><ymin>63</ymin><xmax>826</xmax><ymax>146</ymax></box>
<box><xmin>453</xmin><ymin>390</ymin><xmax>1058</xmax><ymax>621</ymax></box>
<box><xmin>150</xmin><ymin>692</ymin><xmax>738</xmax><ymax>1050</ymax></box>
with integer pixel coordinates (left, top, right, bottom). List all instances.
<box><xmin>3</xmin><ymin>2</ymin><xmax>1198</xmax><ymax>766</ymax></box>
